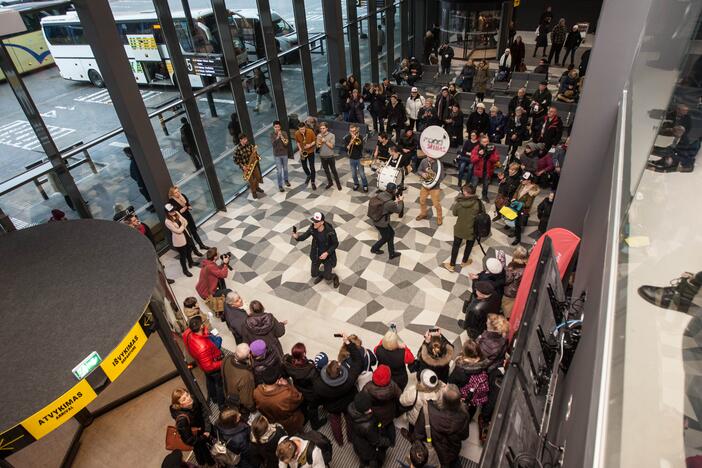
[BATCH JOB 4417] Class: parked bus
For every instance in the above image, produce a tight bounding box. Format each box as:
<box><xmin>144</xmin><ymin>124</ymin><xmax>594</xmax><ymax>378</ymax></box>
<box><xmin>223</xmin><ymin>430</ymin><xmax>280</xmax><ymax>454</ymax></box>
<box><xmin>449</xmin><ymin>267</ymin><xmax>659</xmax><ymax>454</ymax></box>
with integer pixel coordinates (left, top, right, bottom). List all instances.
<box><xmin>0</xmin><ymin>0</ymin><xmax>72</xmax><ymax>80</ymax></box>
<box><xmin>40</xmin><ymin>8</ymin><xmax>298</xmax><ymax>88</ymax></box>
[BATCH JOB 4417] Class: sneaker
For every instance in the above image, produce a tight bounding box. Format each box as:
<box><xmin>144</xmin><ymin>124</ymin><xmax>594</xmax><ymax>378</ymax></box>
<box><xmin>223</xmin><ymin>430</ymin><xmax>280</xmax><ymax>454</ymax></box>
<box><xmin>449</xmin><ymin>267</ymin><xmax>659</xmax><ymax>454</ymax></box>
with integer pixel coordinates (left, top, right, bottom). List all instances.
<box><xmin>389</xmin><ymin>252</ymin><xmax>401</xmax><ymax>260</ymax></box>
<box><xmin>353</xmin><ymin>185</ymin><xmax>359</xmax><ymax>191</ymax></box>
<box><xmin>333</xmin><ymin>274</ymin><xmax>340</xmax><ymax>288</ymax></box>
<box><xmin>442</xmin><ymin>262</ymin><xmax>456</xmax><ymax>272</ymax></box>
<box><xmin>363</xmin><ymin>186</ymin><xmax>369</xmax><ymax>193</ymax></box>
<box><xmin>461</xmin><ymin>259</ymin><xmax>473</xmax><ymax>267</ymax></box>
<box><xmin>371</xmin><ymin>249</ymin><xmax>385</xmax><ymax>255</ymax></box>
<box><xmin>313</xmin><ymin>276</ymin><xmax>324</xmax><ymax>285</ymax></box>
<box><xmin>638</xmin><ymin>272</ymin><xmax>702</xmax><ymax>313</ymax></box>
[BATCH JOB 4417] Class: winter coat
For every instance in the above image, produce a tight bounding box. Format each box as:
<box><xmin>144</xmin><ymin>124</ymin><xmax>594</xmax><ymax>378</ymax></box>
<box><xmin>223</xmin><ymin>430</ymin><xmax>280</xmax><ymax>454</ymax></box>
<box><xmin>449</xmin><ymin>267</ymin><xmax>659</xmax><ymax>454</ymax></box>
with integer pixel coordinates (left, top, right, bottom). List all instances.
<box><xmin>463</xmin><ymin>294</ymin><xmax>502</xmax><ymax>339</ymax></box>
<box><xmin>249</xmin><ymin>423</ymin><xmax>286</xmax><ymax>468</ymax></box>
<box><xmin>498</xmin><ymin>170</ymin><xmax>523</xmax><ymax>199</ymax></box>
<box><xmin>374</xmin><ymin>343</ymin><xmax>416</xmax><ymax>390</ymax></box>
<box><xmin>195</xmin><ymin>258</ymin><xmax>229</xmax><ymax>299</ymax></box>
<box><xmin>477</xmin><ymin>331</ymin><xmax>507</xmax><ymax>371</ymax></box>
<box><xmin>183</xmin><ymin>327</ymin><xmax>222</xmax><ymax>373</ymax></box>
<box><xmin>295</xmin><ymin>221</ymin><xmax>339</xmax><ymax>269</ymax></box>
<box><xmin>223</xmin><ymin>304</ymin><xmax>247</xmax><ymax>343</ymax></box>
<box><xmin>413</xmin><ymin>336</ymin><xmax>455</xmax><ymax>382</ymax></box>
<box><xmin>512</xmin><ymin>183</ymin><xmax>541</xmax><ymax>214</ymax></box>
<box><xmin>508</xmin><ymin>95</ymin><xmax>532</xmax><ymax>116</ymax></box>
<box><xmin>253</xmin><ymin>382</ymin><xmax>304</xmax><ymax>435</ymax></box>
<box><xmin>170</xmin><ymin>402</ymin><xmax>212</xmax><ymax>465</ymax></box>
<box><xmin>473</xmin><ymin>63</ymin><xmax>490</xmax><ymax>93</ymax></box>
<box><xmin>406</xmin><ymin>95</ymin><xmax>425</xmax><ymax>120</ymax></box>
<box><xmin>414</xmin><ymin>401</ymin><xmax>471</xmax><ymax>466</ymax></box>
<box><xmin>537</xmin><ymin>153</ymin><xmax>555</xmax><ymax>175</ymax></box>
<box><xmin>541</xmin><ymin>115</ymin><xmax>564</xmax><ymax>150</ymax></box>
<box><xmin>369</xmin><ymin>92</ymin><xmax>386</xmax><ymax>117</ymax></box>
<box><xmin>489</xmin><ymin>112</ymin><xmax>507</xmax><ymax>142</ymax></box>
<box><xmin>470</xmin><ymin>144</ymin><xmax>500</xmax><ymax>179</ymax></box>
<box><xmin>531</xmin><ymin>88</ymin><xmax>553</xmax><ymax>109</ymax></box>
<box><xmin>459</xmin><ymin>64</ymin><xmax>475</xmax><ymax>91</ymax></box>
<box><xmin>252</xmin><ymin>349</ymin><xmax>283</xmax><ymax>386</ymax></box>
<box><xmin>362</xmin><ymin>380</ymin><xmax>402</xmax><ymax>425</ymax></box>
<box><xmin>313</xmin><ymin>341</ymin><xmax>364</xmax><ymax>414</ymax></box>
<box><xmin>504</xmin><ymin>262</ymin><xmax>526</xmax><ymax>299</ymax></box>
<box><xmin>551</xmin><ymin>24</ymin><xmax>567</xmax><ymax>45</ymax></box>
<box><xmin>536</xmin><ymin>24</ymin><xmax>549</xmax><ymax>47</ymax></box>
<box><xmin>537</xmin><ymin>198</ymin><xmax>553</xmax><ymax>232</ymax></box>
<box><xmin>505</xmin><ymin>116</ymin><xmax>529</xmax><ymax>146</ymax></box>
<box><xmin>449</xmin><ymin>358</ymin><xmax>488</xmax><ymax>389</ymax></box>
<box><xmin>511</xmin><ymin>40</ymin><xmax>526</xmax><ymax>69</ymax></box>
<box><xmin>466</xmin><ymin>111</ymin><xmax>490</xmax><ymax>136</ymax></box>
<box><xmin>451</xmin><ymin>194</ymin><xmax>481</xmax><ymax>241</ymax></box>
<box><xmin>283</xmin><ymin>356</ymin><xmax>320</xmax><ymax>403</ymax></box>
<box><xmin>372</xmin><ymin>190</ymin><xmax>404</xmax><ymax>229</ymax></box>
<box><xmin>399</xmin><ymin>379</ymin><xmax>446</xmax><ymax>425</ymax></box>
<box><xmin>476</xmin><ymin>270</ymin><xmax>506</xmax><ymax>298</ymax></box>
<box><xmin>347</xmin><ymin>97</ymin><xmax>365</xmax><ymax>123</ymax></box>
<box><xmin>438</xmin><ymin>44</ymin><xmax>454</xmax><ymax>67</ymax></box>
<box><xmin>215</xmin><ymin>421</ymin><xmax>251</xmax><ymax>462</ymax></box>
<box><xmin>347</xmin><ymin>401</ymin><xmax>391</xmax><ymax>463</ymax></box>
<box><xmin>435</xmin><ymin>94</ymin><xmax>456</xmax><ymax>122</ymax></box>
<box><xmin>386</xmin><ymin>101</ymin><xmax>407</xmax><ymax>128</ymax></box>
<box><xmin>533</xmin><ymin>63</ymin><xmax>549</xmax><ymax>75</ymax></box>
<box><xmin>165</xmin><ymin>214</ymin><xmax>188</xmax><ymax>248</ymax></box>
<box><xmin>222</xmin><ymin>356</ymin><xmax>256</xmax><ymax>413</ymax></box>
<box><xmin>446</xmin><ymin>111</ymin><xmax>465</xmax><ymax>145</ymax></box>
<box><xmin>241</xmin><ymin>313</ymin><xmax>286</xmax><ymax>359</ymax></box>
<box><xmin>417</xmin><ymin>106</ymin><xmax>439</xmax><ymax>132</ymax></box>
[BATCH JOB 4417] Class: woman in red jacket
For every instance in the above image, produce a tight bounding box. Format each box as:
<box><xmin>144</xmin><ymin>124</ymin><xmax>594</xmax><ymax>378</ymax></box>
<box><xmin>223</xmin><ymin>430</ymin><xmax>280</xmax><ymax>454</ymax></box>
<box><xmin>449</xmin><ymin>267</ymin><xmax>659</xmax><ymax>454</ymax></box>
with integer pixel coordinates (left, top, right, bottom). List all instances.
<box><xmin>195</xmin><ymin>247</ymin><xmax>230</xmax><ymax>300</ymax></box>
<box><xmin>470</xmin><ymin>135</ymin><xmax>500</xmax><ymax>202</ymax></box>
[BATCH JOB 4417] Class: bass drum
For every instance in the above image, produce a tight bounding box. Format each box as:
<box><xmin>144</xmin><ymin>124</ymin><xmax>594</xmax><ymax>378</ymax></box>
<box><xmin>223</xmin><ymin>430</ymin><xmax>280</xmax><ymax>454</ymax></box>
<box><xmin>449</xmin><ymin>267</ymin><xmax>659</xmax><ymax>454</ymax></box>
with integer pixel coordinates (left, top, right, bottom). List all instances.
<box><xmin>377</xmin><ymin>162</ymin><xmax>403</xmax><ymax>191</ymax></box>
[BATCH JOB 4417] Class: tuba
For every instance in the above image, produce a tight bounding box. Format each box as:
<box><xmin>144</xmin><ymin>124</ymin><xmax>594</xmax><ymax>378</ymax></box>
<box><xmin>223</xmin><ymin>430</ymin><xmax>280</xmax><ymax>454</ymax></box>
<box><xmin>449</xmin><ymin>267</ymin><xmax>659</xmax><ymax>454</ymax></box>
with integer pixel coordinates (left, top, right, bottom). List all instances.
<box><xmin>421</xmin><ymin>159</ymin><xmax>443</xmax><ymax>189</ymax></box>
<box><xmin>243</xmin><ymin>145</ymin><xmax>261</xmax><ymax>181</ymax></box>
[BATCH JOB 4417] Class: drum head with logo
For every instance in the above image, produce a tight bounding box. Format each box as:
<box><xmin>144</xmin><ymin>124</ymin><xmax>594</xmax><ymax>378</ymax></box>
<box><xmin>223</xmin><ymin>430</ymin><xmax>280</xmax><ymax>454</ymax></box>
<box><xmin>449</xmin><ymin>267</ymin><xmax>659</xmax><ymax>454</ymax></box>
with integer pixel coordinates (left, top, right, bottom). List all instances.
<box><xmin>419</xmin><ymin>125</ymin><xmax>451</xmax><ymax>159</ymax></box>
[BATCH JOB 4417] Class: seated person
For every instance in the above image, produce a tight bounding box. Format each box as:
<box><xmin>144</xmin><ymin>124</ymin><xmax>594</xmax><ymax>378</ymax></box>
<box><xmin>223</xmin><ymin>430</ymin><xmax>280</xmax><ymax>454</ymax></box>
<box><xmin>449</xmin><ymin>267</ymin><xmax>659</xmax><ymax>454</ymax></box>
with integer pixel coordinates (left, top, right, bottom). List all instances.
<box><xmin>518</xmin><ymin>142</ymin><xmax>543</xmax><ymax>174</ymax></box>
<box><xmin>556</xmin><ymin>69</ymin><xmax>580</xmax><ymax>103</ymax></box>
<box><xmin>407</xmin><ymin>57</ymin><xmax>423</xmax><ymax>85</ymax></box>
<box><xmin>648</xmin><ymin>125</ymin><xmax>700</xmax><ymax>173</ymax></box>
<box><xmin>373</xmin><ymin>132</ymin><xmax>396</xmax><ymax>168</ymax></box>
<box><xmin>533</xmin><ymin>58</ymin><xmax>549</xmax><ymax>75</ymax></box>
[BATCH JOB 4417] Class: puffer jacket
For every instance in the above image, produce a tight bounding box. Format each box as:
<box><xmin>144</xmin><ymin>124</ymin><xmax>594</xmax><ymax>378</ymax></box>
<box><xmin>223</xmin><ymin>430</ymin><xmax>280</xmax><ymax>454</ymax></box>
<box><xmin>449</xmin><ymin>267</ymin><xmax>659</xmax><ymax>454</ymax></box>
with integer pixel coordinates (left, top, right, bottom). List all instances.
<box><xmin>374</xmin><ymin>343</ymin><xmax>415</xmax><ymax>390</ymax></box>
<box><xmin>412</xmin><ymin>336</ymin><xmax>455</xmax><ymax>382</ymax></box>
<box><xmin>361</xmin><ymin>380</ymin><xmax>402</xmax><ymax>425</ymax></box>
<box><xmin>241</xmin><ymin>312</ymin><xmax>285</xmax><ymax>359</ymax></box>
<box><xmin>252</xmin><ymin>348</ymin><xmax>282</xmax><ymax>386</ymax></box>
<box><xmin>477</xmin><ymin>331</ymin><xmax>507</xmax><ymax>371</ymax></box>
<box><xmin>405</xmin><ymin>95</ymin><xmax>425</xmax><ymax>120</ymax></box>
<box><xmin>313</xmin><ymin>341</ymin><xmax>364</xmax><ymax>413</ymax></box>
<box><xmin>347</xmin><ymin>400</ymin><xmax>391</xmax><ymax>463</ymax></box>
<box><xmin>283</xmin><ymin>355</ymin><xmax>319</xmax><ymax>403</ymax></box>
<box><xmin>414</xmin><ymin>401</ymin><xmax>470</xmax><ymax>466</ymax></box>
<box><xmin>399</xmin><ymin>379</ymin><xmax>446</xmax><ymax>425</ymax></box>
<box><xmin>470</xmin><ymin>144</ymin><xmax>500</xmax><ymax>179</ymax></box>
<box><xmin>183</xmin><ymin>327</ymin><xmax>222</xmax><ymax>373</ymax></box>
<box><xmin>463</xmin><ymin>294</ymin><xmax>501</xmax><ymax>339</ymax></box>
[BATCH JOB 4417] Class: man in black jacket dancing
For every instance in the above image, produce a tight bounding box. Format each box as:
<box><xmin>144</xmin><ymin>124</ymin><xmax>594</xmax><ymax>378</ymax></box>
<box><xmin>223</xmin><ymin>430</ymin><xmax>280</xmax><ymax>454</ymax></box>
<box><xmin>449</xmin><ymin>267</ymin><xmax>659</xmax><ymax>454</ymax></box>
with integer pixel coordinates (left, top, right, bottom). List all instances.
<box><xmin>293</xmin><ymin>211</ymin><xmax>340</xmax><ymax>288</ymax></box>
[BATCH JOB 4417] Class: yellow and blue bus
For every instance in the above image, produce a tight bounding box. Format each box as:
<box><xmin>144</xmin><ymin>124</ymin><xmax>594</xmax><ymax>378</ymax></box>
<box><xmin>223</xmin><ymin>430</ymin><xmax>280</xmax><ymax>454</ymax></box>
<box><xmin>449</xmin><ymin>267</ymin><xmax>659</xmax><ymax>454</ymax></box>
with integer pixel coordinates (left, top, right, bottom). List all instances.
<box><xmin>0</xmin><ymin>0</ymin><xmax>72</xmax><ymax>80</ymax></box>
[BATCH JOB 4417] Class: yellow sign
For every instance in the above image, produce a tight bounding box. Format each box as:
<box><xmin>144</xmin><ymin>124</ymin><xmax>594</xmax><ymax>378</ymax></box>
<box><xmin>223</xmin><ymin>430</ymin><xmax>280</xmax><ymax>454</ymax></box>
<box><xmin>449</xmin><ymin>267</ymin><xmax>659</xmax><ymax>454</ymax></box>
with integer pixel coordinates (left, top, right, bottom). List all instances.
<box><xmin>100</xmin><ymin>321</ymin><xmax>147</xmax><ymax>382</ymax></box>
<box><xmin>127</xmin><ymin>34</ymin><xmax>157</xmax><ymax>50</ymax></box>
<box><xmin>21</xmin><ymin>379</ymin><xmax>96</xmax><ymax>440</ymax></box>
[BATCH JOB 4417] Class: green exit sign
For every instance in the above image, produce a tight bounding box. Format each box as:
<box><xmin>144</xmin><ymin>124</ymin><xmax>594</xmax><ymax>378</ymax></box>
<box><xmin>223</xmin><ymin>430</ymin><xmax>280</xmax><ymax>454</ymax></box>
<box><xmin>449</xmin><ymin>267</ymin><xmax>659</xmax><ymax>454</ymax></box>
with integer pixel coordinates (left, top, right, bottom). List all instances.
<box><xmin>72</xmin><ymin>351</ymin><xmax>102</xmax><ymax>380</ymax></box>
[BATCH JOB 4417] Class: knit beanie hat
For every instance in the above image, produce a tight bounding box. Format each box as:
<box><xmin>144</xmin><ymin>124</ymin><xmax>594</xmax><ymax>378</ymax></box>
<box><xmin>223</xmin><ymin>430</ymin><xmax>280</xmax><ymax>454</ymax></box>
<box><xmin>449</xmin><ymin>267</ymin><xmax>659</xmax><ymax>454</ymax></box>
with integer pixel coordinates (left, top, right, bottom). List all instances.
<box><xmin>354</xmin><ymin>392</ymin><xmax>373</xmax><ymax>413</ymax></box>
<box><xmin>314</xmin><ymin>352</ymin><xmax>329</xmax><ymax>370</ymax></box>
<box><xmin>475</xmin><ymin>281</ymin><xmax>495</xmax><ymax>296</ymax></box>
<box><xmin>372</xmin><ymin>364</ymin><xmax>391</xmax><ymax>386</ymax></box>
<box><xmin>250</xmin><ymin>339</ymin><xmax>267</xmax><ymax>357</ymax></box>
<box><xmin>486</xmin><ymin>258</ymin><xmax>503</xmax><ymax>274</ymax></box>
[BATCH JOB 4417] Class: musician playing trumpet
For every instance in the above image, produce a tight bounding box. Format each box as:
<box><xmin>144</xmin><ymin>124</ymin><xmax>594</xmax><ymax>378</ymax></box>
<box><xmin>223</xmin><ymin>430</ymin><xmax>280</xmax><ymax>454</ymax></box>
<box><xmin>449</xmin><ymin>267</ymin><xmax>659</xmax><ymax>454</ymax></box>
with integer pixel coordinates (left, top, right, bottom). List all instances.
<box><xmin>343</xmin><ymin>124</ymin><xmax>368</xmax><ymax>192</ymax></box>
<box><xmin>271</xmin><ymin>120</ymin><xmax>290</xmax><ymax>192</ymax></box>
<box><xmin>233</xmin><ymin>133</ymin><xmax>264</xmax><ymax>199</ymax></box>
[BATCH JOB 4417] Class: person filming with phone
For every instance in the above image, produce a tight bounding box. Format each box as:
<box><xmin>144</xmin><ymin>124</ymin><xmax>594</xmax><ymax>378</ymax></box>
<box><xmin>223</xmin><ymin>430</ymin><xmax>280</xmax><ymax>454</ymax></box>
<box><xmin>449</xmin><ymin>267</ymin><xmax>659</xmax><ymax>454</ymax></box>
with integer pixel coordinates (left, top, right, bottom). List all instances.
<box><xmin>292</xmin><ymin>211</ymin><xmax>340</xmax><ymax>288</ymax></box>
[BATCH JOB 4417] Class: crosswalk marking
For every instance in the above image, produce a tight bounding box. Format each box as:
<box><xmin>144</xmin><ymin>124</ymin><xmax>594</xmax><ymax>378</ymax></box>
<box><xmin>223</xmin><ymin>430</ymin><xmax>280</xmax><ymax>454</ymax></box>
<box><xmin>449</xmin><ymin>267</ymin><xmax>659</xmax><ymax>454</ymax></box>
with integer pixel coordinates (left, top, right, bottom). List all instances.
<box><xmin>74</xmin><ymin>89</ymin><xmax>162</xmax><ymax>105</ymax></box>
<box><xmin>0</xmin><ymin>120</ymin><xmax>75</xmax><ymax>151</ymax></box>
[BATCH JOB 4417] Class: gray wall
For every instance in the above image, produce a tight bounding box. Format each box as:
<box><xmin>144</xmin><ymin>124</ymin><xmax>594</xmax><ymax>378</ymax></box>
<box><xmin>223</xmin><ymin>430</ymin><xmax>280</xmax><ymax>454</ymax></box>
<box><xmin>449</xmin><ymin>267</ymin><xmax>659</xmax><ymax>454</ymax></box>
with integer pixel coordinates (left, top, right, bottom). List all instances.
<box><xmin>515</xmin><ymin>0</ymin><xmax>604</xmax><ymax>31</ymax></box>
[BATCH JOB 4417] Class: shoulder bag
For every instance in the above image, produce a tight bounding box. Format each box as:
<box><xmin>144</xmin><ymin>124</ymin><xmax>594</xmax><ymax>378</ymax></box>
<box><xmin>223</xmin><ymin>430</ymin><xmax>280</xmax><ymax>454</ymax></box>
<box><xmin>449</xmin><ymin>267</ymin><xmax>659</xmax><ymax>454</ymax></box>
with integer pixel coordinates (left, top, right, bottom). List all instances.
<box><xmin>165</xmin><ymin>414</ymin><xmax>200</xmax><ymax>451</ymax></box>
<box><xmin>421</xmin><ymin>404</ymin><xmax>442</xmax><ymax>467</ymax></box>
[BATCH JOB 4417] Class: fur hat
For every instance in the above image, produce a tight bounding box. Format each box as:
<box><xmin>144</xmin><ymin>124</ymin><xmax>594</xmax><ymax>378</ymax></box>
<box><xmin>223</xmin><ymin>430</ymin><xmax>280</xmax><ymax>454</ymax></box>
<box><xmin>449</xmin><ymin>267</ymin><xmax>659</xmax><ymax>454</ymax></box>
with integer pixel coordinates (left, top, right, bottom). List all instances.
<box><xmin>372</xmin><ymin>364</ymin><xmax>392</xmax><ymax>386</ymax></box>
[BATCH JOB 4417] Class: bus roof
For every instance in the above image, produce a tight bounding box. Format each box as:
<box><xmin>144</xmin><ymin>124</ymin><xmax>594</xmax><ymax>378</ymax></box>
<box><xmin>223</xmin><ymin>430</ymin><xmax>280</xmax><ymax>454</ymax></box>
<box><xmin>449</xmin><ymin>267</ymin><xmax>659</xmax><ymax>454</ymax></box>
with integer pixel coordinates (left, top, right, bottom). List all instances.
<box><xmin>0</xmin><ymin>0</ymin><xmax>70</xmax><ymax>13</ymax></box>
<box><xmin>40</xmin><ymin>7</ymin><xmax>214</xmax><ymax>24</ymax></box>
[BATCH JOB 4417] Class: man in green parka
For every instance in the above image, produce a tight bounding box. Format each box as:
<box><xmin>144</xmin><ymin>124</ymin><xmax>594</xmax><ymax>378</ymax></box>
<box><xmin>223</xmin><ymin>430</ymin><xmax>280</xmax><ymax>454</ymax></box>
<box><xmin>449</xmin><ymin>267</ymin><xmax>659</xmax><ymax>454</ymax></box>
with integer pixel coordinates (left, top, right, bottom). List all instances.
<box><xmin>443</xmin><ymin>184</ymin><xmax>481</xmax><ymax>272</ymax></box>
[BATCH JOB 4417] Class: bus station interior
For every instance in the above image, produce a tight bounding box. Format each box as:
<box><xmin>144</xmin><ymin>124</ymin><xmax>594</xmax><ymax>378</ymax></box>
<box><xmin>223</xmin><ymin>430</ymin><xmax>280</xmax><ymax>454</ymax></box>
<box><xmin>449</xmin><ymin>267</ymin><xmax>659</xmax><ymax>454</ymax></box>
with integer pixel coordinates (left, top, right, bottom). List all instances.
<box><xmin>0</xmin><ymin>0</ymin><xmax>701</xmax><ymax>467</ymax></box>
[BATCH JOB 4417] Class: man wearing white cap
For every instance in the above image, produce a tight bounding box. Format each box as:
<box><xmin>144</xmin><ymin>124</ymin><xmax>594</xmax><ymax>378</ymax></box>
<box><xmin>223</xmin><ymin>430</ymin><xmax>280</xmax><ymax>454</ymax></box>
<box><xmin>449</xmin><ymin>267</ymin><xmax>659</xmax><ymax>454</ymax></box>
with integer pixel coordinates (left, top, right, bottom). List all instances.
<box><xmin>292</xmin><ymin>212</ymin><xmax>340</xmax><ymax>288</ymax></box>
<box><xmin>405</xmin><ymin>87</ymin><xmax>425</xmax><ymax>132</ymax></box>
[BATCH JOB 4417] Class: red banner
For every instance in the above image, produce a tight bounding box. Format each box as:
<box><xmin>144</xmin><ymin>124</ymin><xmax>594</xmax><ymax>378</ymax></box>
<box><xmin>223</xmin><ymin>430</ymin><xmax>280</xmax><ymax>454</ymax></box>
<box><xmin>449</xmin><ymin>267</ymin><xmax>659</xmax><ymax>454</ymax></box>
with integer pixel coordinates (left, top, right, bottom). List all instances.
<box><xmin>508</xmin><ymin>228</ymin><xmax>581</xmax><ymax>341</ymax></box>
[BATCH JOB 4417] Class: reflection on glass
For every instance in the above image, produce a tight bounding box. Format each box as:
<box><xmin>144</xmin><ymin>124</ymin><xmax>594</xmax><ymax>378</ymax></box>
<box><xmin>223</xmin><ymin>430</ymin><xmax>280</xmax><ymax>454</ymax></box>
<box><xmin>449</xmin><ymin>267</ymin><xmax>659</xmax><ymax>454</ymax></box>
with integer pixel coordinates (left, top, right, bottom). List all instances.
<box><xmin>0</xmin><ymin>169</ymin><xmax>75</xmax><ymax>228</ymax></box>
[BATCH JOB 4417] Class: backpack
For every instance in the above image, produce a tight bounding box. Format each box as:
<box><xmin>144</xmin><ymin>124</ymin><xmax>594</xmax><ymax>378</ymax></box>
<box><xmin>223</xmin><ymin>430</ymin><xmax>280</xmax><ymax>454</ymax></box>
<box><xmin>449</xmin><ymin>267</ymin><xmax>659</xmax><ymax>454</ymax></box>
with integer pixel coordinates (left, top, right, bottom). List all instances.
<box><xmin>303</xmin><ymin>431</ymin><xmax>333</xmax><ymax>466</ymax></box>
<box><xmin>474</xmin><ymin>200</ymin><xmax>492</xmax><ymax>239</ymax></box>
<box><xmin>367</xmin><ymin>193</ymin><xmax>386</xmax><ymax>223</ymax></box>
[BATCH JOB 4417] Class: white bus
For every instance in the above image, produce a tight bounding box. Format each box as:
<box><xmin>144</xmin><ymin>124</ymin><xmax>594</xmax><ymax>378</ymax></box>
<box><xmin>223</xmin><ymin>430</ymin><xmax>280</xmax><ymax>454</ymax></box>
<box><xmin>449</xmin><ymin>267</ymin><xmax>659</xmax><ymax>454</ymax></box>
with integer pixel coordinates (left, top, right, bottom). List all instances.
<box><xmin>40</xmin><ymin>8</ymin><xmax>298</xmax><ymax>88</ymax></box>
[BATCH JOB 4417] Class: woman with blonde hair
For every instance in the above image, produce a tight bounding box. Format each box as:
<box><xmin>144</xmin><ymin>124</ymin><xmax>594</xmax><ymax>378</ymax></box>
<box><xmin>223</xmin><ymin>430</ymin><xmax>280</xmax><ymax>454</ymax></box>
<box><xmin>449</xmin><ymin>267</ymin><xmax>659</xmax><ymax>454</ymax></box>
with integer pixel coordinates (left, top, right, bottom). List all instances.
<box><xmin>502</xmin><ymin>246</ymin><xmax>529</xmax><ymax>317</ymax></box>
<box><xmin>338</xmin><ymin>334</ymin><xmax>377</xmax><ymax>371</ymax></box>
<box><xmin>477</xmin><ymin>314</ymin><xmax>508</xmax><ymax>371</ymax></box>
<box><xmin>374</xmin><ymin>327</ymin><xmax>415</xmax><ymax>390</ymax></box>
<box><xmin>169</xmin><ymin>387</ymin><xmax>213</xmax><ymax>465</ymax></box>
<box><xmin>168</xmin><ymin>185</ymin><xmax>209</xmax><ymax>253</ymax></box>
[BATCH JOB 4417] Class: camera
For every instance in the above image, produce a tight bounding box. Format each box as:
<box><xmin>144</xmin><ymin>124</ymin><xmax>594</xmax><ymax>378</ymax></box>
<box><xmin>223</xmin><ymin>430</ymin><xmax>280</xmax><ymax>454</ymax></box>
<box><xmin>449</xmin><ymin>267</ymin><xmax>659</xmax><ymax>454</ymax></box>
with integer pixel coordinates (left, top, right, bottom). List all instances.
<box><xmin>220</xmin><ymin>252</ymin><xmax>233</xmax><ymax>271</ymax></box>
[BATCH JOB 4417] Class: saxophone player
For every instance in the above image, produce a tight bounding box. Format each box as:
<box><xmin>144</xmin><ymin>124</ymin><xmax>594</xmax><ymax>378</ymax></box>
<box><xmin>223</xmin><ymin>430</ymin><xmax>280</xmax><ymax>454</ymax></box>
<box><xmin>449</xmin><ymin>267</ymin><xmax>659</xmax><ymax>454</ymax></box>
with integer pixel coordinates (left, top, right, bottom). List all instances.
<box><xmin>233</xmin><ymin>133</ymin><xmax>264</xmax><ymax>199</ymax></box>
<box><xmin>343</xmin><ymin>124</ymin><xmax>368</xmax><ymax>192</ymax></box>
<box><xmin>271</xmin><ymin>120</ymin><xmax>290</xmax><ymax>192</ymax></box>
<box><xmin>294</xmin><ymin>121</ymin><xmax>317</xmax><ymax>190</ymax></box>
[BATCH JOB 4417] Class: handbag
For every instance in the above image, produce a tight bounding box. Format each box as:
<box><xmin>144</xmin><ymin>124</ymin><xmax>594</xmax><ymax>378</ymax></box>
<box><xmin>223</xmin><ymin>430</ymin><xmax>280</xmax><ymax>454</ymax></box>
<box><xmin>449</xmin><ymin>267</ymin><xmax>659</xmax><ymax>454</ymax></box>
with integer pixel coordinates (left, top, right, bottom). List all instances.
<box><xmin>205</xmin><ymin>294</ymin><xmax>225</xmax><ymax>317</ymax></box>
<box><xmin>421</xmin><ymin>404</ymin><xmax>442</xmax><ymax>467</ymax></box>
<box><xmin>210</xmin><ymin>432</ymin><xmax>241</xmax><ymax>466</ymax></box>
<box><xmin>355</xmin><ymin>349</ymin><xmax>374</xmax><ymax>391</ymax></box>
<box><xmin>165</xmin><ymin>415</ymin><xmax>200</xmax><ymax>451</ymax></box>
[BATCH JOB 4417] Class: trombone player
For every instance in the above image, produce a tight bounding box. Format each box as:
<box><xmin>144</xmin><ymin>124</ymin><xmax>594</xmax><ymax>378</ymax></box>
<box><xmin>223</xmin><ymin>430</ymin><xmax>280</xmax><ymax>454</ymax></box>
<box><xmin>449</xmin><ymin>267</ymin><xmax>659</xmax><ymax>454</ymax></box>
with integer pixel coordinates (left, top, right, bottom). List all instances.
<box><xmin>233</xmin><ymin>133</ymin><xmax>264</xmax><ymax>199</ymax></box>
<box><xmin>343</xmin><ymin>124</ymin><xmax>368</xmax><ymax>192</ymax></box>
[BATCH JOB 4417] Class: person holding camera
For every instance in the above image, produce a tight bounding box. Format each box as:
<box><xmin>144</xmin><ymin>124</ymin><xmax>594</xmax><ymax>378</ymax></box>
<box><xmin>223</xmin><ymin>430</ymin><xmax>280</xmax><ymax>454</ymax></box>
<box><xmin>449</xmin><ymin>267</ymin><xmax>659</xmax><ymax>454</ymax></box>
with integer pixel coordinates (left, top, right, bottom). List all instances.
<box><xmin>196</xmin><ymin>247</ymin><xmax>231</xmax><ymax>300</ymax></box>
<box><xmin>292</xmin><ymin>211</ymin><xmax>340</xmax><ymax>288</ymax></box>
<box><xmin>470</xmin><ymin>135</ymin><xmax>500</xmax><ymax>202</ymax></box>
<box><xmin>183</xmin><ymin>316</ymin><xmax>225</xmax><ymax>407</ymax></box>
<box><xmin>369</xmin><ymin>183</ymin><xmax>404</xmax><ymax>260</ymax></box>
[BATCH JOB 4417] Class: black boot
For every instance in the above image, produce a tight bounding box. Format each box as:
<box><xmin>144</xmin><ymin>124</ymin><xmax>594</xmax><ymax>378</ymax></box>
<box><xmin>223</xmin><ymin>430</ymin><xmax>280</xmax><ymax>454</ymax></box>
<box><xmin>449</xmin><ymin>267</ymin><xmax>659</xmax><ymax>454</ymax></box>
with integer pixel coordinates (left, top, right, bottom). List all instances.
<box><xmin>638</xmin><ymin>272</ymin><xmax>702</xmax><ymax>313</ymax></box>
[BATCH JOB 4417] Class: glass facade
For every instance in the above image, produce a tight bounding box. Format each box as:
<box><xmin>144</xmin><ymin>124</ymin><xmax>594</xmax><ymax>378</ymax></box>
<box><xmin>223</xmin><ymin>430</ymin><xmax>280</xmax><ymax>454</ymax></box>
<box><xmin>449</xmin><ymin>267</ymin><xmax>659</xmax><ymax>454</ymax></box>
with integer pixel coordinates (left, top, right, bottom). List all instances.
<box><xmin>0</xmin><ymin>0</ymin><xmax>411</xmax><ymax>234</ymax></box>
